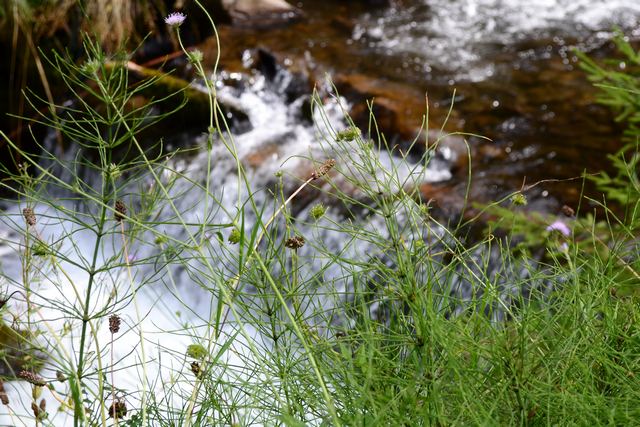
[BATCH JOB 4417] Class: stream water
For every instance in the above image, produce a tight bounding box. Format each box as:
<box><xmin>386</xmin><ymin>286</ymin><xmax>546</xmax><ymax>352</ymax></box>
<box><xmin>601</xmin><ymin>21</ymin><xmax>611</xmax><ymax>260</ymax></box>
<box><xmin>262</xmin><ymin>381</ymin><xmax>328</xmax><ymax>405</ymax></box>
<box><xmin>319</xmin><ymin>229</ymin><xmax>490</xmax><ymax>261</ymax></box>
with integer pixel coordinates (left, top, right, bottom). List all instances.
<box><xmin>1</xmin><ymin>0</ymin><xmax>640</xmax><ymax>423</ymax></box>
<box><xmin>208</xmin><ymin>0</ymin><xmax>640</xmax><ymax>211</ymax></box>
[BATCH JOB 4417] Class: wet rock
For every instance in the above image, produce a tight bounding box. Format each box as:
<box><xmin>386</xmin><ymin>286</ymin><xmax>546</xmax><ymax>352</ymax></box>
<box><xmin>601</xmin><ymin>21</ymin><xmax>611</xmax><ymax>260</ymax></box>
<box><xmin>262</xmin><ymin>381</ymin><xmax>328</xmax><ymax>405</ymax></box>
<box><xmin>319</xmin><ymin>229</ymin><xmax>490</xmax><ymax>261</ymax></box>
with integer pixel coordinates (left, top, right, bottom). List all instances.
<box><xmin>334</xmin><ymin>74</ymin><xmax>462</xmax><ymax>149</ymax></box>
<box><xmin>243</xmin><ymin>141</ymin><xmax>282</xmax><ymax>169</ymax></box>
<box><xmin>418</xmin><ymin>182</ymin><xmax>468</xmax><ymax>219</ymax></box>
<box><xmin>254</xmin><ymin>47</ymin><xmax>279</xmax><ymax>80</ymax></box>
<box><xmin>477</xmin><ymin>142</ymin><xmax>505</xmax><ymax>162</ymax></box>
<box><xmin>222</xmin><ymin>0</ymin><xmax>303</xmax><ymax>28</ymax></box>
<box><xmin>346</xmin><ymin>0</ymin><xmax>393</xmax><ymax>6</ymax></box>
<box><xmin>330</xmin><ymin>16</ymin><xmax>356</xmax><ymax>33</ymax></box>
<box><xmin>250</xmin><ymin>48</ymin><xmax>313</xmax><ymax>103</ymax></box>
<box><xmin>335</xmin><ymin>74</ymin><xmax>427</xmax><ymax>141</ymax></box>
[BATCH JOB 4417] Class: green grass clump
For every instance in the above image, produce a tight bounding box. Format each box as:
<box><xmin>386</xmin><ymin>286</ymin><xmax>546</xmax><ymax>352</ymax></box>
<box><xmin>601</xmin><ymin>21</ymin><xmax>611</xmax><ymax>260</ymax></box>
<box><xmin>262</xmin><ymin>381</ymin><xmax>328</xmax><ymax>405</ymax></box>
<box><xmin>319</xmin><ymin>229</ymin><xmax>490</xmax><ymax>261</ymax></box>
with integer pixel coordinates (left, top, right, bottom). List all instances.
<box><xmin>0</xmin><ymin>6</ymin><xmax>639</xmax><ymax>427</ymax></box>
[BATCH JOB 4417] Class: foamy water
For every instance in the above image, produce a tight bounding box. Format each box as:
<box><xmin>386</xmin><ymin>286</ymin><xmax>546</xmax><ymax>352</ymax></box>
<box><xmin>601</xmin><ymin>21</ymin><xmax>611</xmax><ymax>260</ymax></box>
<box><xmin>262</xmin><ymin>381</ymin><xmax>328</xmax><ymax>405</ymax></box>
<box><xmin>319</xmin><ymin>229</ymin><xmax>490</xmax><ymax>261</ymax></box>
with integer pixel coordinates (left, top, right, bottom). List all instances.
<box><xmin>354</xmin><ymin>0</ymin><xmax>640</xmax><ymax>80</ymax></box>
<box><xmin>0</xmin><ymin>66</ymin><xmax>455</xmax><ymax>424</ymax></box>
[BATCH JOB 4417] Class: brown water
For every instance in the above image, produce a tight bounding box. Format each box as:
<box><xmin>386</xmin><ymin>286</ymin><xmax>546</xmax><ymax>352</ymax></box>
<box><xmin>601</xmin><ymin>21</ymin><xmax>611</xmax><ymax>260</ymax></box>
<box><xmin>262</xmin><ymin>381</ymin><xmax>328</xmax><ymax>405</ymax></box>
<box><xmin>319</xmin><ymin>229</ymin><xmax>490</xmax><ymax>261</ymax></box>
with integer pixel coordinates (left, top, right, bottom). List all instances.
<box><xmin>202</xmin><ymin>0</ymin><xmax>639</xmax><ymax>213</ymax></box>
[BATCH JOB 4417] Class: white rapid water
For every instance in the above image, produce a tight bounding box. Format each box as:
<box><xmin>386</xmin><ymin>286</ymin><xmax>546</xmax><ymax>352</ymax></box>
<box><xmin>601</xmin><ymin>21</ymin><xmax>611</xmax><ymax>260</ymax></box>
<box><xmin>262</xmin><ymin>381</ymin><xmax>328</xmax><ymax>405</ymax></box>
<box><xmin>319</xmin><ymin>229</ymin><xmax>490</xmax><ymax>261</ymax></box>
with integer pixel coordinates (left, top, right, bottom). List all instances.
<box><xmin>354</xmin><ymin>0</ymin><xmax>640</xmax><ymax>81</ymax></box>
<box><xmin>0</xmin><ymin>65</ymin><xmax>454</xmax><ymax>425</ymax></box>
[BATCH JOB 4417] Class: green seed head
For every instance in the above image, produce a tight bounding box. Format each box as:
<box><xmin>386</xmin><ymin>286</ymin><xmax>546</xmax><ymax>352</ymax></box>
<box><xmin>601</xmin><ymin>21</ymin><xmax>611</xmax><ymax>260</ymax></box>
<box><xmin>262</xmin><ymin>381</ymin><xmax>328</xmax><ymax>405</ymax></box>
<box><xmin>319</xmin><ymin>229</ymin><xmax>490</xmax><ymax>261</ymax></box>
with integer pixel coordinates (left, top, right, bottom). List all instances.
<box><xmin>186</xmin><ymin>344</ymin><xmax>208</xmax><ymax>360</ymax></box>
<box><xmin>188</xmin><ymin>49</ymin><xmax>204</xmax><ymax>64</ymax></box>
<box><xmin>228</xmin><ymin>228</ymin><xmax>241</xmax><ymax>244</ymax></box>
<box><xmin>310</xmin><ymin>204</ymin><xmax>326</xmax><ymax>220</ymax></box>
<box><xmin>510</xmin><ymin>193</ymin><xmax>527</xmax><ymax>206</ymax></box>
<box><xmin>81</xmin><ymin>59</ymin><xmax>101</xmax><ymax>75</ymax></box>
<box><xmin>336</xmin><ymin>127</ymin><xmax>361</xmax><ymax>142</ymax></box>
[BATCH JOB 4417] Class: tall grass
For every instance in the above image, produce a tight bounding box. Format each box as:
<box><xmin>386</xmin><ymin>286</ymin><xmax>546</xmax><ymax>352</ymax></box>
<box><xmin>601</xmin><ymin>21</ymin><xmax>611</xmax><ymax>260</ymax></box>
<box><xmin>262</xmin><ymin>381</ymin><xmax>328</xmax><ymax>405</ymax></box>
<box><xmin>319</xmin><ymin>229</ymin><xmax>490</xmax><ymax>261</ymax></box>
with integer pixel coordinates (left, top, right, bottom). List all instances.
<box><xmin>0</xmin><ymin>7</ymin><xmax>639</xmax><ymax>427</ymax></box>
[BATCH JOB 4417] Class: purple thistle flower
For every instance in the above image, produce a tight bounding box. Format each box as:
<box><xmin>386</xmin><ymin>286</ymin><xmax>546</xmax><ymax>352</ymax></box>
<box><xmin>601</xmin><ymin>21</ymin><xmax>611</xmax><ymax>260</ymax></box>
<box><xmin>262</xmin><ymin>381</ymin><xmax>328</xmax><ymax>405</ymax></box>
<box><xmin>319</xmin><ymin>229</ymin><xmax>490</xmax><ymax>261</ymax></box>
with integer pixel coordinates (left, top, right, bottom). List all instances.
<box><xmin>546</xmin><ymin>220</ymin><xmax>571</xmax><ymax>237</ymax></box>
<box><xmin>164</xmin><ymin>12</ymin><xmax>186</xmax><ymax>27</ymax></box>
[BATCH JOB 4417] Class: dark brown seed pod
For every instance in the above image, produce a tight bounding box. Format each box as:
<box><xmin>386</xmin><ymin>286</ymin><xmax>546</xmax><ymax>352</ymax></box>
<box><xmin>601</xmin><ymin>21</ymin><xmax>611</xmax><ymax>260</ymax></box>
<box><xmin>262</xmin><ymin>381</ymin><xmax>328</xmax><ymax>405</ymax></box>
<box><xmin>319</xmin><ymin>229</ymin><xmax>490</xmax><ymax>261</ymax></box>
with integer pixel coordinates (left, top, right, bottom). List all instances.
<box><xmin>284</xmin><ymin>235</ymin><xmax>305</xmax><ymax>250</ymax></box>
<box><xmin>31</xmin><ymin>401</ymin><xmax>40</xmax><ymax>418</ymax></box>
<box><xmin>190</xmin><ymin>361</ymin><xmax>202</xmax><ymax>378</ymax></box>
<box><xmin>23</xmin><ymin>208</ymin><xmax>36</xmax><ymax>226</ymax></box>
<box><xmin>18</xmin><ymin>370</ymin><xmax>46</xmax><ymax>387</ymax></box>
<box><xmin>114</xmin><ymin>200</ymin><xmax>127</xmax><ymax>222</ymax></box>
<box><xmin>109</xmin><ymin>399</ymin><xmax>127</xmax><ymax>419</ymax></box>
<box><xmin>109</xmin><ymin>314</ymin><xmax>121</xmax><ymax>334</ymax></box>
<box><xmin>310</xmin><ymin>159</ymin><xmax>336</xmax><ymax>180</ymax></box>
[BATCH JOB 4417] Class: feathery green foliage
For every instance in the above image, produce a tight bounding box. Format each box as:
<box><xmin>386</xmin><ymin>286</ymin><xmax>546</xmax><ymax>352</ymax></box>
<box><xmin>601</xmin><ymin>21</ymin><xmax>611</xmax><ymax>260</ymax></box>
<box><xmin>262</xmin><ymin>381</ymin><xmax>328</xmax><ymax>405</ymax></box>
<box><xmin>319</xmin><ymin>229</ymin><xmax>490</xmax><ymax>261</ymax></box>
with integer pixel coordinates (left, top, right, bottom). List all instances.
<box><xmin>0</xmin><ymin>8</ymin><xmax>638</xmax><ymax>427</ymax></box>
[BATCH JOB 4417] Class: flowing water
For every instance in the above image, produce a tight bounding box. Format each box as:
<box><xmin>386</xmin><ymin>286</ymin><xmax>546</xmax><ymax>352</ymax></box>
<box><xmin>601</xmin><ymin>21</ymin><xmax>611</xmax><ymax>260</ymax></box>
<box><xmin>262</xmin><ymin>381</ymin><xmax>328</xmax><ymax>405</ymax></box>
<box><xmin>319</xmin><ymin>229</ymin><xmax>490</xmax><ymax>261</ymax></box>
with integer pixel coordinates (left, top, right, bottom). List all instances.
<box><xmin>0</xmin><ymin>68</ymin><xmax>454</xmax><ymax>423</ymax></box>
<box><xmin>355</xmin><ymin>0</ymin><xmax>640</xmax><ymax>81</ymax></box>
<box><xmin>1</xmin><ymin>0</ymin><xmax>640</xmax><ymax>423</ymax></box>
<box><xmin>208</xmin><ymin>0</ymin><xmax>640</xmax><ymax>210</ymax></box>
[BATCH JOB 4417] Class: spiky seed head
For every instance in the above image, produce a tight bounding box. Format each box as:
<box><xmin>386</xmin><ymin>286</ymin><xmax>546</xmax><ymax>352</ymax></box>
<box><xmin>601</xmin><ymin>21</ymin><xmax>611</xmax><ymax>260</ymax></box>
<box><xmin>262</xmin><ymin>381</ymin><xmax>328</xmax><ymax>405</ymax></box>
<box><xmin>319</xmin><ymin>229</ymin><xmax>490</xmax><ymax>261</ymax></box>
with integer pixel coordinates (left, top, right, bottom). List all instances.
<box><xmin>114</xmin><ymin>200</ymin><xmax>127</xmax><ymax>222</ymax></box>
<box><xmin>81</xmin><ymin>59</ymin><xmax>101</xmax><ymax>75</ymax></box>
<box><xmin>285</xmin><ymin>235</ymin><xmax>305</xmax><ymax>250</ymax></box>
<box><xmin>335</xmin><ymin>127</ymin><xmax>361</xmax><ymax>142</ymax></box>
<box><xmin>106</xmin><ymin>163</ymin><xmax>122</xmax><ymax>181</ymax></box>
<box><xmin>188</xmin><ymin>49</ymin><xmax>203</xmax><ymax>63</ymax></box>
<box><xmin>190</xmin><ymin>361</ymin><xmax>202</xmax><ymax>378</ymax></box>
<box><xmin>18</xmin><ymin>370</ymin><xmax>46</xmax><ymax>387</ymax></box>
<box><xmin>228</xmin><ymin>228</ymin><xmax>241</xmax><ymax>244</ymax></box>
<box><xmin>310</xmin><ymin>204</ymin><xmax>326</xmax><ymax>220</ymax></box>
<box><xmin>510</xmin><ymin>192</ymin><xmax>527</xmax><ymax>206</ymax></box>
<box><xmin>23</xmin><ymin>208</ymin><xmax>36</xmax><ymax>226</ymax></box>
<box><xmin>109</xmin><ymin>314</ymin><xmax>121</xmax><ymax>334</ymax></box>
<box><xmin>310</xmin><ymin>159</ymin><xmax>336</xmax><ymax>180</ymax></box>
<box><xmin>109</xmin><ymin>399</ymin><xmax>127</xmax><ymax>419</ymax></box>
<box><xmin>186</xmin><ymin>344</ymin><xmax>207</xmax><ymax>360</ymax></box>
